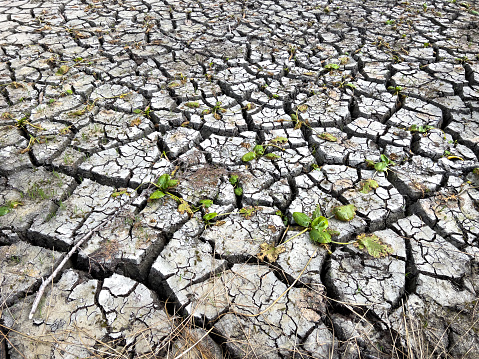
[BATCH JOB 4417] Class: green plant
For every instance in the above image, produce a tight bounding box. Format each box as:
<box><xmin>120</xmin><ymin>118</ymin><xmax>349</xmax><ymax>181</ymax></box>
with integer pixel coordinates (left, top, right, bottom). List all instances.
<box><xmin>407</xmin><ymin>124</ymin><xmax>434</xmax><ymax>133</ymax></box>
<box><xmin>359</xmin><ymin>179</ymin><xmax>379</xmax><ymax>194</ymax></box>
<box><xmin>239</xmin><ymin>206</ymin><xmax>259</xmax><ymax>219</ymax></box>
<box><xmin>385</xmin><ymin>19</ymin><xmax>395</xmax><ymax>25</ymax></box>
<box><xmin>0</xmin><ymin>201</ymin><xmax>22</xmax><ymax>216</ymax></box>
<box><xmin>275</xmin><ymin>210</ymin><xmax>288</xmax><ymax>226</ymax></box>
<box><xmin>317</xmin><ymin>132</ymin><xmax>338</xmax><ymax>142</ymax></box>
<box><xmin>387</xmin><ymin>85</ymin><xmax>403</xmax><ymax>96</ymax></box>
<box><xmin>199</xmin><ymin>199</ymin><xmax>213</xmax><ymax>208</ymax></box>
<box><xmin>355</xmin><ymin>233</ymin><xmax>393</xmax><ymax>257</ymax></box>
<box><xmin>202</xmin><ymin>101</ymin><xmax>226</xmax><ymax>119</ymax></box>
<box><xmin>365</xmin><ymin>154</ymin><xmax>396</xmax><ymax>173</ymax></box>
<box><xmin>289</xmin><ymin>205</ymin><xmax>341</xmax><ymax>244</ymax></box>
<box><xmin>324</xmin><ymin>63</ymin><xmax>340</xmax><ymax>72</ymax></box>
<box><xmin>27</xmin><ymin>183</ymin><xmax>54</xmax><ymax>201</ymax></box>
<box><xmin>149</xmin><ymin>174</ymin><xmax>179</xmax><ymax>200</ymax></box>
<box><xmin>281</xmin><ymin>204</ymin><xmax>392</xmax><ymax>258</ymax></box>
<box><xmin>229</xmin><ymin>175</ymin><xmax>243</xmax><ymax>196</ymax></box>
<box><xmin>241</xmin><ymin>144</ymin><xmax>282</xmax><ymax>162</ymax></box>
<box><xmin>184</xmin><ymin>101</ymin><xmax>200</xmax><ymax>108</ymax></box>
<box><xmin>56</xmin><ymin>65</ymin><xmax>69</xmax><ymax>76</ymax></box>
<box><xmin>133</xmin><ymin>106</ymin><xmax>151</xmax><ymax>118</ymax></box>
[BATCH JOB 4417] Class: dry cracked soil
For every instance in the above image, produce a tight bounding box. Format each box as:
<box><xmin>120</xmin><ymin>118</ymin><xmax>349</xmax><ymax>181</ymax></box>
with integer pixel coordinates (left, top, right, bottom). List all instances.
<box><xmin>1</xmin><ymin>0</ymin><xmax>479</xmax><ymax>358</ymax></box>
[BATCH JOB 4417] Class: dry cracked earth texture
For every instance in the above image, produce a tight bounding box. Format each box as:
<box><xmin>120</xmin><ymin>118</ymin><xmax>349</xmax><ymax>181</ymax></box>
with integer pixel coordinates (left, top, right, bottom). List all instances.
<box><xmin>0</xmin><ymin>0</ymin><xmax>479</xmax><ymax>358</ymax></box>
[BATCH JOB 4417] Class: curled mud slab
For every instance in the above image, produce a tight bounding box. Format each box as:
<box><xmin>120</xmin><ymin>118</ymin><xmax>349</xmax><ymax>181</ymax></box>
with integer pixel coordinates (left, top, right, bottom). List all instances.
<box><xmin>1</xmin><ymin>0</ymin><xmax>479</xmax><ymax>358</ymax></box>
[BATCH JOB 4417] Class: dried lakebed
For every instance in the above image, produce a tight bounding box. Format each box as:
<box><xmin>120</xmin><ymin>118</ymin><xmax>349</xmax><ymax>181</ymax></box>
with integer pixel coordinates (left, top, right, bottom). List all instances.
<box><xmin>1</xmin><ymin>0</ymin><xmax>479</xmax><ymax>358</ymax></box>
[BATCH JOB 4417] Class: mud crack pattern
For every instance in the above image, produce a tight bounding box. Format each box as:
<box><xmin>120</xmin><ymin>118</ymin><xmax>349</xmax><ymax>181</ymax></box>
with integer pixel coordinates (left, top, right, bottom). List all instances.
<box><xmin>1</xmin><ymin>0</ymin><xmax>479</xmax><ymax>358</ymax></box>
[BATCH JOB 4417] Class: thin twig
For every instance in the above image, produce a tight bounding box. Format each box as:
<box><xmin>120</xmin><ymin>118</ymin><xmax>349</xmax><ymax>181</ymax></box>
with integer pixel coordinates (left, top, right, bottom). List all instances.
<box><xmin>29</xmin><ymin>229</ymin><xmax>95</xmax><ymax>319</ymax></box>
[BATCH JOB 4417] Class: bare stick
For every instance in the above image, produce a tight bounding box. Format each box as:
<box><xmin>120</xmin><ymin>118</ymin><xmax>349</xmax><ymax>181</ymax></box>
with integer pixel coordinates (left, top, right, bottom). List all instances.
<box><xmin>29</xmin><ymin>230</ymin><xmax>94</xmax><ymax>319</ymax></box>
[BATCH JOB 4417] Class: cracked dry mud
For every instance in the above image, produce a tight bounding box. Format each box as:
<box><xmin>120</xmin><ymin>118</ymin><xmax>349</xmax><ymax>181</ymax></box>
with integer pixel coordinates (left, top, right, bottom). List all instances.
<box><xmin>1</xmin><ymin>0</ymin><xmax>479</xmax><ymax>358</ymax></box>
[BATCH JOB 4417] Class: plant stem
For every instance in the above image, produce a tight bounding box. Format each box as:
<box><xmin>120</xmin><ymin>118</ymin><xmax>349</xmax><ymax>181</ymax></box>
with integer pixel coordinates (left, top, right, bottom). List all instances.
<box><xmin>282</xmin><ymin>228</ymin><xmax>309</xmax><ymax>245</ymax></box>
<box><xmin>331</xmin><ymin>240</ymin><xmax>357</xmax><ymax>245</ymax></box>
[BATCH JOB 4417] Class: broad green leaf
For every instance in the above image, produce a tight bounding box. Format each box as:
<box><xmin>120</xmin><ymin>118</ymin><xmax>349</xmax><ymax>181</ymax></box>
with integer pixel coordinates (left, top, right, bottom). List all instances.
<box><xmin>157</xmin><ymin>174</ymin><xmax>170</xmax><ymax>189</ymax></box>
<box><xmin>56</xmin><ymin>65</ymin><xmax>69</xmax><ymax>76</ymax></box>
<box><xmin>0</xmin><ymin>206</ymin><xmax>11</xmax><ymax>216</ymax></box>
<box><xmin>359</xmin><ymin>179</ymin><xmax>379</xmax><ymax>194</ymax></box>
<box><xmin>253</xmin><ymin>145</ymin><xmax>264</xmax><ymax>156</ymax></box>
<box><xmin>318</xmin><ymin>132</ymin><xmax>337</xmax><ymax>142</ymax></box>
<box><xmin>326</xmin><ymin>229</ymin><xmax>340</xmax><ymax>236</ymax></box>
<box><xmin>133</xmin><ymin>109</ymin><xmax>142</xmax><ymax>114</ymax></box>
<box><xmin>365</xmin><ymin>159</ymin><xmax>375</xmax><ymax>168</ymax></box>
<box><xmin>324</xmin><ymin>63</ymin><xmax>339</xmax><ymax>70</ymax></box>
<box><xmin>150</xmin><ymin>190</ymin><xmax>165</xmax><ymax>199</ymax></box>
<box><xmin>293</xmin><ymin>212</ymin><xmax>311</xmax><ymax>227</ymax></box>
<box><xmin>65</xmin><ymin>89</ymin><xmax>73</xmax><ymax>95</ymax></box>
<box><xmin>167</xmin><ymin>179</ymin><xmax>178</xmax><ymax>188</ymax></box>
<box><xmin>311</xmin><ymin>216</ymin><xmax>328</xmax><ymax>231</ymax></box>
<box><xmin>234</xmin><ymin>187</ymin><xmax>243</xmax><ymax>196</ymax></box>
<box><xmin>309</xmin><ymin>229</ymin><xmax>331</xmax><ymax>243</ymax></box>
<box><xmin>229</xmin><ymin>175</ymin><xmax>239</xmax><ymax>185</ymax></box>
<box><xmin>257</xmin><ymin>243</ymin><xmax>285</xmax><ymax>262</ymax></box>
<box><xmin>242</xmin><ymin>151</ymin><xmax>257</xmax><ymax>162</ymax></box>
<box><xmin>200</xmin><ymin>199</ymin><xmax>213</xmax><ymax>208</ymax></box>
<box><xmin>312</xmin><ymin>204</ymin><xmax>322</xmax><ymax>220</ymax></box>
<box><xmin>203</xmin><ymin>212</ymin><xmax>217</xmax><ymax>221</ymax></box>
<box><xmin>355</xmin><ymin>233</ymin><xmax>393</xmax><ymax>258</ymax></box>
<box><xmin>264</xmin><ymin>153</ymin><xmax>281</xmax><ymax>160</ymax></box>
<box><xmin>333</xmin><ymin>204</ymin><xmax>356</xmax><ymax>221</ymax></box>
<box><xmin>374</xmin><ymin>162</ymin><xmax>388</xmax><ymax>172</ymax></box>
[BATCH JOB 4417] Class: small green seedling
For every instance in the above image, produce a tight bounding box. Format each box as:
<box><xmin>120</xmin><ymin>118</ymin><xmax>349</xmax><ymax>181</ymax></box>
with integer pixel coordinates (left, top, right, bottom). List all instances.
<box><xmin>0</xmin><ymin>201</ymin><xmax>22</xmax><ymax>216</ymax></box>
<box><xmin>111</xmin><ymin>188</ymin><xmax>130</xmax><ymax>198</ymax></box>
<box><xmin>407</xmin><ymin>124</ymin><xmax>434</xmax><ymax>133</ymax></box>
<box><xmin>239</xmin><ymin>206</ymin><xmax>259</xmax><ymax>219</ymax></box>
<box><xmin>203</xmin><ymin>212</ymin><xmax>217</xmax><ymax>226</ymax></box>
<box><xmin>229</xmin><ymin>175</ymin><xmax>243</xmax><ymax>196</ymax></box>
<box><xmin>150</xmin><ymin>174</ymin><xmax>179</xmax><ymax>199</ymax></box>
<box><xmin>387</xmin><ymin>85</ymin><xmax>403</xmax><ymax>96</ymax></box>
<box><xmin>241</xmin><ymin>144</ymin><xmax>282</xmax><ymax>162</ymax></box>
<box><xmin>199</xmin><ymin>199</ymin><xmax>213</xmax><ymax>208</ymax></box>
<box><xmin>365</xmin><ymin>154</ymin><xmax>396</xmax><ymax>173</ymax></box>
<box><xmin>202</xmin><ymin>101</ymin><xmax>227</xmax><ymax>119</ymax></box>
<box><xmin>385</xmin><ymin>19</ymin><xmax>395</xmax><ymax>25</ymax></box>
<box><xmin>324</xmin><ymin>63</ymin><xmax>340</xmax><ymax>72</ymax></box>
